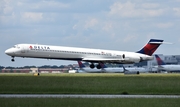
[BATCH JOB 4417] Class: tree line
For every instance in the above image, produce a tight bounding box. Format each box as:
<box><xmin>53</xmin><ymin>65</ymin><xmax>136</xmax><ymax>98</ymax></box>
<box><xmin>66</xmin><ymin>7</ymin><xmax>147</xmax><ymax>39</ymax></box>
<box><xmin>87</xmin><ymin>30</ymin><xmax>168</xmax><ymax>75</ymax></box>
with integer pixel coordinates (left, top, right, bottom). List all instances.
<box><xmin>0</xmin><ymin>64</ymin><xmax>75</xmax><ymax>70</ymax></box>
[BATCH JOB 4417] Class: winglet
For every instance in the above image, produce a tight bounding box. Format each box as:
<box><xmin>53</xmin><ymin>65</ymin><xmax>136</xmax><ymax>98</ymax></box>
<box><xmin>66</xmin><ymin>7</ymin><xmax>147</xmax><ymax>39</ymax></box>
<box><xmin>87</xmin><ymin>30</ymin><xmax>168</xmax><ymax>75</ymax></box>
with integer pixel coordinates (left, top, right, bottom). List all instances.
<box><xmin>136</xmin><ymin>39</ymin><xmax>163</xmax><ymax>56</ymax></box>
<box><xmin>154</xmin><ymin>55</ymin><xmax>166</xmax><ymax>65</ymax></box>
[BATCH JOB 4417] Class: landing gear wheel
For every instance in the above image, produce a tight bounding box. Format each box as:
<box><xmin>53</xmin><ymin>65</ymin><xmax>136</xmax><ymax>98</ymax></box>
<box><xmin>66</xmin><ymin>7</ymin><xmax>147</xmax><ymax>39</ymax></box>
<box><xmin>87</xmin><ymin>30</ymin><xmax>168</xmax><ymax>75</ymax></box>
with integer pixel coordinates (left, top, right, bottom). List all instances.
<box><xmin>11</xmin><ymin>57</ymin><xmax>15</xmax><ymax>62</ymax></box>
<box><xmin>11</xmin><ymin>59</ymin><xmax>15</xmax><ymax>62</ymax></box>
<box><xmin>90</xmin><ymin>64</ymin><xmax>95</xmax><ymax>69</ymax></box>
<box><xmin>96</xmin><ymin>64</ymin><xmax>102</xmax><ymax>69</ymax></box>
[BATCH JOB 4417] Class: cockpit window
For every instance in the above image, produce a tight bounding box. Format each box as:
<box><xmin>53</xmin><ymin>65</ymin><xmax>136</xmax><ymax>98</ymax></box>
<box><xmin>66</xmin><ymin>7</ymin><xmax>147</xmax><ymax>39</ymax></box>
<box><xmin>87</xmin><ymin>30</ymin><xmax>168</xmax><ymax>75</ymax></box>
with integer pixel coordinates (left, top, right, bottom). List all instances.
<box><xmin>13</xmin><ymin>45</ymin><xmax>19</xmax><ymax>48</ymax></box>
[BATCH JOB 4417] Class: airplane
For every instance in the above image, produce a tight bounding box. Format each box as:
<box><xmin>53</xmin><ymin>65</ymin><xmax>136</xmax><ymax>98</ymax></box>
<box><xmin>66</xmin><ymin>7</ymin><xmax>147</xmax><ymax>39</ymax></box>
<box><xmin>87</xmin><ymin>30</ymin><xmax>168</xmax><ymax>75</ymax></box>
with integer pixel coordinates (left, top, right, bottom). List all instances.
<box><xmin>98</xmin><ymin>62</ymin><xmax>156</xmax><ymax>73</ymax></box>
<box><xmin>123</xmin><ymin>66</ymin><xmax>151</xmax><ymax>74</ymax></box>
<box><xmin>5</xmin><ymin>39</ymin><xmax>163</xmax><ymax>69</ymax></box>
<box><xmin>154</xmin><ymin>54</ymin><xmax>180</xmax><ymax>72</ymax></box>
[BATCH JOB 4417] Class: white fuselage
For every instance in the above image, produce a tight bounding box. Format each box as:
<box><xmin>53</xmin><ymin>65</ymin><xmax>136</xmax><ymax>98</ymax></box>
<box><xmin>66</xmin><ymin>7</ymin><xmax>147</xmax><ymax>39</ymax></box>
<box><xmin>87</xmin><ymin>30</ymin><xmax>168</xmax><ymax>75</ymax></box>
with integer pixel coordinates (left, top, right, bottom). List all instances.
<box><xmin>103</xmin><ymin>68</ymin><xmax>124</xmax><ymax>73</ymax></box>
<box><xmin>155</xmin><ymin>65</ymin><xmax>180</xmax><ymax>72</ymax></box>
<box><xmin>5</xmin><ymin>44</ymin><xmax>153</xmax><ymax>64</ymax></box>
<box><xmin>78</xmin><ymin>68</ymin><xmax>103</xmax><ymax>73</ymax></box>
<box><xmin>124</xmin><ymin>67</ymin><xmax>149</xmax><ymax>73</ymax></box>
<box><xmin>78</xmin><ymin>67</ymin><xmax>124</xmax><ymax>73</ymax></box>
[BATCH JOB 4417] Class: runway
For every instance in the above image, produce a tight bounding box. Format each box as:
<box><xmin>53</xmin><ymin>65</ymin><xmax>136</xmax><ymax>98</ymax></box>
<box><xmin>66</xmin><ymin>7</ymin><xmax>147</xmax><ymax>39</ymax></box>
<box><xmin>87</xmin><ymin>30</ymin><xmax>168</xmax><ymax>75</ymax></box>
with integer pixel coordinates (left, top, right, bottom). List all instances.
<box><xmin>1</xmin><ymin>94</ymin><xmax>180</xmax><ymax>98</ymax></box>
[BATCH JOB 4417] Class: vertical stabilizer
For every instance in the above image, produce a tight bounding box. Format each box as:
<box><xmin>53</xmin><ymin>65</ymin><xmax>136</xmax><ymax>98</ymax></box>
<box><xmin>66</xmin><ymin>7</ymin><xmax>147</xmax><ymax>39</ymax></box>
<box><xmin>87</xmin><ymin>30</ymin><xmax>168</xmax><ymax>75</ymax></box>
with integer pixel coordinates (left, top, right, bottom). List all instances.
<box><xmin>77</xmin><ymin>61</ymin><xmax>86</xmax><ymax>68</ymax></box>
<box><xmin>155</xmin><ymin>55</ymin><xmax>166</xmax><ymax>65</ymax></box>
<box><xmin>137</xmin><ymin>39</ymin><xmax>163</xmax><ymax>56</ymax></box>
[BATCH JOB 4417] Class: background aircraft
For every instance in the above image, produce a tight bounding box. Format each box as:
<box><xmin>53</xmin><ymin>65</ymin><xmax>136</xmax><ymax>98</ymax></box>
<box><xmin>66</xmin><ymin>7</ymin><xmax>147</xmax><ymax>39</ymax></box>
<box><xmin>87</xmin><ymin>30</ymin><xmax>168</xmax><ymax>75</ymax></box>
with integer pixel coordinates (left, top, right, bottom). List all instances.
<box><xmin>154</xmin><ymin>55</ymin><xmax>180</xmax><ymax>72</ymax></box>
<box><xmin>123</xmin><ymin>66</ymin><xmax>152</xmax><ymax>74</ymax></box>
<box><xmin>77</xmin><ymin>61</ymin><xmax>150</xmax><ymax>73</ymax></box>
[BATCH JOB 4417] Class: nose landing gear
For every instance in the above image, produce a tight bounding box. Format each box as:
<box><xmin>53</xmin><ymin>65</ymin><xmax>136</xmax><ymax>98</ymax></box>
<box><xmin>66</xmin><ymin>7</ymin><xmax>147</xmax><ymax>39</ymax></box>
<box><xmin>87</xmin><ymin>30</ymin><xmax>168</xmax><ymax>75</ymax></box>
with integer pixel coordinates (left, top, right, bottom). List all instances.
<box><xmin>11</xmin><ymin>56</ymin><xmax>15</xmax><ymax>62</ymax></box>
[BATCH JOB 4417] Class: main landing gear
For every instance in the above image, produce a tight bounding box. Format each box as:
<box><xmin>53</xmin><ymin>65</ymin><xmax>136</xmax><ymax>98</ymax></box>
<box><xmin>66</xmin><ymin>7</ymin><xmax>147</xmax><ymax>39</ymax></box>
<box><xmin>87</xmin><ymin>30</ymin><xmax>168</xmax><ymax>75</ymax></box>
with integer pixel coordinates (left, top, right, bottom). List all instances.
<box><xmin>11</xmin><ymin>56</ymin><xmax>15</xmax><ymax>62</ymax></box>
<box><xmin>90</xmin><ymin>63</ymin><xmax>102</xmax><ymax>69</ymax></box>
<box><xmin>90</xmin><ymin>63</ymin><xmax>95</xmax><ymax>69</ymax></box>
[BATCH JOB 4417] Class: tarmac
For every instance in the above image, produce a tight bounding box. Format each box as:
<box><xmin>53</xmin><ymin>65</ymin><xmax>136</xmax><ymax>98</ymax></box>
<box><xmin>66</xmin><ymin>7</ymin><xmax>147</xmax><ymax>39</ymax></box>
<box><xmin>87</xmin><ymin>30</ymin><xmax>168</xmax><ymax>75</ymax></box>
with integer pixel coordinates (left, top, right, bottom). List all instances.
<box><xmin>1</xmin><ymin>94</ymin><xmax>180</xmax><ymax>98</ymax></box>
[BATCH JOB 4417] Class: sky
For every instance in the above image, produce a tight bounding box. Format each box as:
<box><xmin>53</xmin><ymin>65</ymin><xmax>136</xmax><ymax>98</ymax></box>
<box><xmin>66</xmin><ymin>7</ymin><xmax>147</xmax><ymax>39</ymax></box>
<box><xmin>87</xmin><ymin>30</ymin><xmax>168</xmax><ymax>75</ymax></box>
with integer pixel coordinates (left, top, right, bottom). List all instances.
<box><xmin>1</xmin><ymin>0</ymin><xmax>180</xmax><ymax>67</ymax></box>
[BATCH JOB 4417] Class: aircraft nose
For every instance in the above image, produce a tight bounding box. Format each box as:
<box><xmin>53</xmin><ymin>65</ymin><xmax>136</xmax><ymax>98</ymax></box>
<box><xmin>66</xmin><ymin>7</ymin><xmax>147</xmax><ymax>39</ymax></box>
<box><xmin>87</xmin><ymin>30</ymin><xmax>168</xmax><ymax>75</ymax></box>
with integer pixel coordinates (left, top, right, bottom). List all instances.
<box><xmin>5</xmin><ymin>49</ymin><xmax>14</xmax><ymax>56</ymax></box>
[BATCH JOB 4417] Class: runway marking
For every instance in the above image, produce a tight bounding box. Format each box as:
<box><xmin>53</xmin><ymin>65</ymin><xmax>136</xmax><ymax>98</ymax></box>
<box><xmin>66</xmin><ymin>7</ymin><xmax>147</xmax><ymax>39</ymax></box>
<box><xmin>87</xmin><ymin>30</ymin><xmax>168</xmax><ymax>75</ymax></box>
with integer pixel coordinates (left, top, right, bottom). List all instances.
<box><xmin>0</xmin><ymin>94</ymin><xmax>180</xmax><ymax>98</ymax></box>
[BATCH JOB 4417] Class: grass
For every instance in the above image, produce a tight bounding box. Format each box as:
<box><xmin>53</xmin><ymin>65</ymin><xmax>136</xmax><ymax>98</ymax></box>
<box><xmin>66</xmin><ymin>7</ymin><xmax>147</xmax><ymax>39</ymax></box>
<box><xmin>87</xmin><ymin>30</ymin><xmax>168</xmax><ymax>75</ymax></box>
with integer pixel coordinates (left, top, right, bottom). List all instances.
<box><xmin>1</xmin><ymin>73</ymin><xmax>180</xmax><ymax>107</ymax></box>
<box><xmin>0</xmin><ymin>98</ymin><xmax>180</xmax><ymax>107</ymax></box>
<box><xmin>0</xmin><ymin>73</ymin><xmax>180</xmax><ymax>94</ymax></box>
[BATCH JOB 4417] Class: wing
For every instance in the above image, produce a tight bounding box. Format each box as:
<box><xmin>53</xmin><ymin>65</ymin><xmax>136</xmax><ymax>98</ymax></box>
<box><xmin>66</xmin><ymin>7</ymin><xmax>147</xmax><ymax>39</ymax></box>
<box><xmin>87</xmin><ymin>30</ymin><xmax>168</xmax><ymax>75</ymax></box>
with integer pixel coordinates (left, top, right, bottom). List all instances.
<box><xmin>82</xmin><ymin>57</ymin><xmax>128</xmax><ymax>63</ymax></box>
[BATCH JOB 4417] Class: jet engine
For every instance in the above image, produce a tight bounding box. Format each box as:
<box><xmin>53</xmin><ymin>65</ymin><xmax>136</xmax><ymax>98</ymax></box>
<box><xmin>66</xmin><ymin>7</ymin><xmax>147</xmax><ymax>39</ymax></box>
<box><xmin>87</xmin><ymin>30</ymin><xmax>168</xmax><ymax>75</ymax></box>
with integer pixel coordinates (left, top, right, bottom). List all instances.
<box><xmin>123</xmin><ymin>54</ymin><xmax>142</xmax><ymax>63</ymax></box>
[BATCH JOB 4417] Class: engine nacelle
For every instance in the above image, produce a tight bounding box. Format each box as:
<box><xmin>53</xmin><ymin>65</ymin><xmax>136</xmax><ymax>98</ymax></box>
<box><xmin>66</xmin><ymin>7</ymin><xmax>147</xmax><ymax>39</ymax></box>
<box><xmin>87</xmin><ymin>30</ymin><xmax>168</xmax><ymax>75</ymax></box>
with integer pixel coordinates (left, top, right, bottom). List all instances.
<box><xmin>123</xmin><ymin>54</ymin><xmax>141</xmax><ymax>63</ymax></box>
<box><xmin>141</xmin><ymin>55</ymin><xmax>154</xmax><ymax>61</ymax></box>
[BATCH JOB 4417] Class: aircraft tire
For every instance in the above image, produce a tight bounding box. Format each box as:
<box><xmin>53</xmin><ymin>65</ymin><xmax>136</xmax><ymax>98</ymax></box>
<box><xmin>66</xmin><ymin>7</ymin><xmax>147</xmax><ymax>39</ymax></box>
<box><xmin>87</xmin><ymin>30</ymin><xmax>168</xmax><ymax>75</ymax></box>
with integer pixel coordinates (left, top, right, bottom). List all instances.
<box><xmin>90</xmin><ymin>64</ymin><xmax>95</xmax><ymax>69</ymax></box>
<box><xmin>96</xmin><ymin>64</ymin><xmax>102</xmax><ymax>69</ymax></box>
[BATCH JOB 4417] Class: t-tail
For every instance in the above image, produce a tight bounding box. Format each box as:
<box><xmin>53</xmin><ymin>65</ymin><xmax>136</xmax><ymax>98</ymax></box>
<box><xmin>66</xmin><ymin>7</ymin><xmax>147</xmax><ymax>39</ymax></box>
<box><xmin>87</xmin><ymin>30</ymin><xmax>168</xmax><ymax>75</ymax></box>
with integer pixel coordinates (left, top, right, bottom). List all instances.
<box><xmin>136</xmin><ymin>39</ymin><xmax>164</xmax><ymax>56</ymax></box>
<box><xmin>155</xmin><ymin>55</ymin><xmax>166</xmax><ymax>65</ymax></box>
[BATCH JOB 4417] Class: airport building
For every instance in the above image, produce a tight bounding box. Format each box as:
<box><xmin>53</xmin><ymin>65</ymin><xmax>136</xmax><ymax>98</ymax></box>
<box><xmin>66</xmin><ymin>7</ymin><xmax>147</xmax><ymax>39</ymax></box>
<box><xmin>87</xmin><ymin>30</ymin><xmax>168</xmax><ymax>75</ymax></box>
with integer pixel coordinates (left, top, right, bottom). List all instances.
<box><xmin>0</xmin><ymin>68</ymin><xmax>69</xmax><ymax>73</ymax></box>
